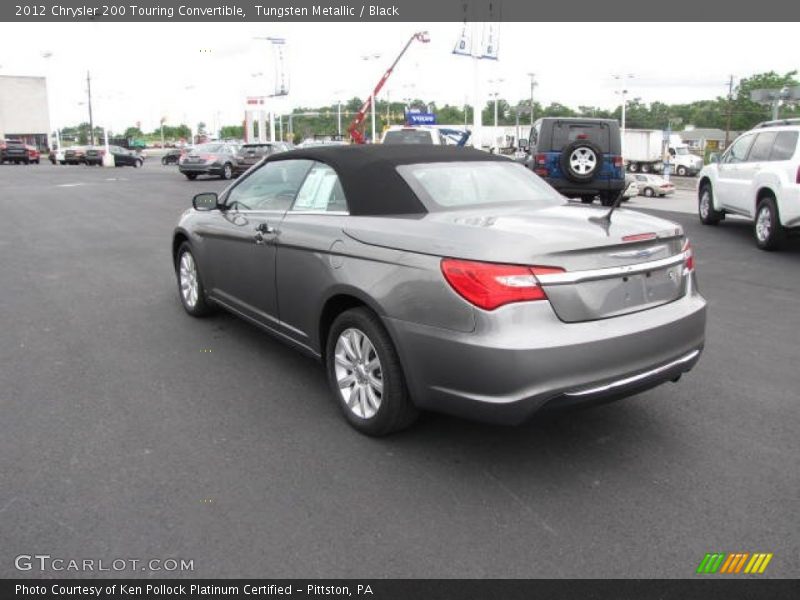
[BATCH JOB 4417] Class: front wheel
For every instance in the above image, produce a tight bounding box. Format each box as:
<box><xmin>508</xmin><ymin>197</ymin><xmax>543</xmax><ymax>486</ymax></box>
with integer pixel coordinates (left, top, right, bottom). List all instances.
<box><xmin>175</xmin><ymin>243</ymin><xmax>215</xmax><ymax>316</ymax></box>
<box><xmin>325</xmin><ymin>308</ymin><xmax>418</xmax><ymax>436</ymax></box>
<box><xmin>134</xmin><ymin>159</ymin><xmax>142</xmax><ymax>168</ymax></box>
<box><xmin>643</xmin><ymin>187</ymin><xmax>655</xmax><ymax>197</ymax></box>
<box><xmin>221</xmin><ymin>163</ymin><xmax>233</xmax><ymax>180</ymax></box>
<box><xmin>184</xmin><ymin>173</ymin><xmax>197</xmax><ymax>180</ymax></box>
<box><xmin>676</xmin><ymin>166</ymin><xmax>688</xmax><ymax>176</ymax></box>
<box><xmin>754</xmin><ymin>197</ymin><xmax>785</xmax><ymax>251</ymax></box>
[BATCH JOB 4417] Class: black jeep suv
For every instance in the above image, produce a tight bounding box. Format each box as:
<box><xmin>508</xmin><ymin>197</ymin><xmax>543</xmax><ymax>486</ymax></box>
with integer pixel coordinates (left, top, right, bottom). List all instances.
<box><xmin>522</xmin><ymin>118</ymin><xmax>625</xmax><ymax>206</ymax></box>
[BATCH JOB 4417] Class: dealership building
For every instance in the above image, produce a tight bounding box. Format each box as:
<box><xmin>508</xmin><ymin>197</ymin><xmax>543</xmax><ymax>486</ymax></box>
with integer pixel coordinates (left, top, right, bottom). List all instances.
<box><xmin>0</xmin><ymin>75</ymin><xmax>51</xmax><ymax>148</ymax></box>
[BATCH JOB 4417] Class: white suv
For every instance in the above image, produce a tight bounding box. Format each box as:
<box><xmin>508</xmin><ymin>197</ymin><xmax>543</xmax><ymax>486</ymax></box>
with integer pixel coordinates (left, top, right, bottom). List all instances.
<box><xmin>697</xmin><ymin>120</ymin><xmax>800</xmax><ymax>250</ymax></box>
<box><xmin>381</xmin><ymin>126</ymin><xmax>444</xmax><ymax>145</ymax></box>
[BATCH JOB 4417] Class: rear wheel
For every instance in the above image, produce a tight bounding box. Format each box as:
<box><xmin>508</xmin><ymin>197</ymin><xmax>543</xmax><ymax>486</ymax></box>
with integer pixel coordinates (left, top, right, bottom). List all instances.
<box><xmin>698</xmin><ymin>184</ymin><xmax>723</xmax><ymax>225</ymax></box>
<box><xmin>628</xmin><ymin>162</ymin><xmax>639</xmax><ymax>173</ymax></box>
<box><xmin>754</xmin><ymin>196</ymin><xmax>785</xmax><ymax>251</ymax></box>
<box><xmin>676</xmin><ymin>165</ymin><xmax>688</xmax><ymax>176</ymax></box>
<box><xmin>134</xmin><ymin>159</ymin><xmax>142</xmax><ymax>168</ymax></box>
<box><xmin>600</xmin><ymin>195</ymin><xmax>615</xmax><ymax>207</ymax></box>
<box><xmin>325</xmin><ymin>307</ymin><xmax>418</xmax><ymax>436</ymax></box>
<box><xmin>580</xmin><ymin>196</ymin><xmax>595</xmax><ymax>204</ymax></box>
<box><xmin>641</xmin><ymin>163</ymin><xmax>652</xmax><ymax>173</ymax></box>
<box><xmin>184</xmin><ymin>173</ymin><xmax>197</xmax><ymax>180</ymax></box>
<box><xmin>221</xmin><ymin>163</ymin><xmax>233</xmax><ymax>180</ymax></box>
<box><xmin>643</xmin><ymin>187</ymin><xmax>655</xmax><ymax>197</ymax></box>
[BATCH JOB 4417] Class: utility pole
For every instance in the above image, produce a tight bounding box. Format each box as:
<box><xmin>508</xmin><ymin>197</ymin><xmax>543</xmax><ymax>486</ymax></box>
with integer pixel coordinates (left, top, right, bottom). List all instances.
<box><xmin>86</xmin><ymin>71</ymin><xmax>95</xmax><ymax>146</ymax></box>
<box><xmin>527</xmin><ymin>73</ymin><xmax>537</xmax><ymax>126</ymax></box>
<box><xmin>724</xmin><ymin>75</ymin><xmax>734</xmax><ymax>148</ymax></box>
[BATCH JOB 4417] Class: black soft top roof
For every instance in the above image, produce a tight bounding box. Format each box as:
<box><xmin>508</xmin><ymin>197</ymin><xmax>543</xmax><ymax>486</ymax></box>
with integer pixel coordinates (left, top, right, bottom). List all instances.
<box><xmin>265</xmin><ymin>145</ymin><xmax>510</xmax><ymax>216</ymax></box>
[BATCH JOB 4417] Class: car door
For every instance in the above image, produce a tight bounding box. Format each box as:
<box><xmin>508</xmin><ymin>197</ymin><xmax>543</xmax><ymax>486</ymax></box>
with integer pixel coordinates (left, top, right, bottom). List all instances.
<box><xmin>195</xmin><ymin>159</ymin><xmax>314</xmax><ymax>327</ymax></box>
<box><xmin>714</xmin><ymin>133</ymin><xmax>755</xmax><ymax>212</ymax></box>
<box><xmin>275</xmin><ymin>162</ymin><xmax>352</xmax><ymax>351</ymax></box>
<box><xmin>732</xmin><ymin>131</ymin><xmax>777</xmax><ymax>215</ymax></box>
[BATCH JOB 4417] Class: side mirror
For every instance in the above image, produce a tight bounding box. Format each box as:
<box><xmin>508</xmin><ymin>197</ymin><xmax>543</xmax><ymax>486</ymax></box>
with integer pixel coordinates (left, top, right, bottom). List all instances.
<box><xmin>518</xmin><ymin>138</ymin><xmax>529</xmax><ymax>150</ymax></box>
<box><xmin>192</xmin><ymin>192</ymin><xmax>219</xmax><ymax>211</ymax></box>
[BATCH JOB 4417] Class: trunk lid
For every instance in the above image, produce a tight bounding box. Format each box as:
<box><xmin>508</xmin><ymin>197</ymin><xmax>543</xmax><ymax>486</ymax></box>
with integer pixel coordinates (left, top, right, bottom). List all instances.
<box><xmin>344</xmin><ymin>204</ymin><xmax>688</xmax><ymax>322</ymax></box>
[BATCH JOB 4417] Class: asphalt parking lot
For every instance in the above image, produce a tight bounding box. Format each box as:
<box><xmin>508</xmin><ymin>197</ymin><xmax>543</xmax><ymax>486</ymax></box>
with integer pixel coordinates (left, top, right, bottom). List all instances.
<box><xmin>1</xmin><ymin>161</ymin><xmax>798</xmax><ymax>578</ymax></box>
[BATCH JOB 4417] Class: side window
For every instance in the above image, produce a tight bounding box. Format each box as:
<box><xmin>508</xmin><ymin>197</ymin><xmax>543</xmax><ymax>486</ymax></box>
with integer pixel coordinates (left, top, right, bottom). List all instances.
<box><xmin>291</xmin><ymin>163</ymin><xmax>348</xmax><ymax>213</ymax></box>
<box><xmin>225</xmin><ymin>159</ymin><xmax>314</xmax><ymax>211</ymax></box>
<box><xmin>747</xmin><ymin>132</ymin><xmax>777</xmax><ymax>162</ymax></box>
<box><xmin>723</xmin><ymin>135</ymin><xmax>754</xmax><ymax>164</ymax></box>
<box><xmin>770</xmin><ymin>131</ymin><xmax>799</xmax><ymax>161</ymax></box>
<box><xmin>635</xmin><ymin>175</ymin><xmax>647</xmax><ymax>182</ymax></box>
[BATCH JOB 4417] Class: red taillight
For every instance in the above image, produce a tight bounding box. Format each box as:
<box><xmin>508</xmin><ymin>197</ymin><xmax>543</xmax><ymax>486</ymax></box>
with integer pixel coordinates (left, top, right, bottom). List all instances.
<box><xmin>441</xmin><ymin>259</ymin><xmax>564</xmax><ymax>310</ymax></box>
<box><xmin>682</xmin><ymin>239</ymin><xmax>694</xmax><ymax>274</ymax></box>
<box><xmin>533</xmin><ymin>153</ymin><xmax>549</xmax><ymax>177</ymax></box>
<box><xmin>613</xmin><ymin>155</ymin><xmax>624</xmax><ymax>168</ymax></box>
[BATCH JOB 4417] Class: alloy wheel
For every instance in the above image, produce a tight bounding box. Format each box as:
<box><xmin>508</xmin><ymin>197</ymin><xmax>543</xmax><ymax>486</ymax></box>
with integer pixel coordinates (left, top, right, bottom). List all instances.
<box><xmin>179</xmin><ymin>252</ymin><xmax>199</xmax><ymax>308</ymax></box>
<box><xmin>755</xmin><ymin>205</ymin><xmax>772</xmax><ymax>243</ymax></box>
<box><xmin>568</xmin><ymin>147</ymin><xmax>597</xmax><ymax>175</ymax></box>
<box><xmin>334</xmin><ymin>328</ymin><xmax>383</xmax><ymax>419</ymax></box>
<box><xmin>699</xmin><ymin>190</ymin><xmax>710</xmax><ymax>219</ymax></box>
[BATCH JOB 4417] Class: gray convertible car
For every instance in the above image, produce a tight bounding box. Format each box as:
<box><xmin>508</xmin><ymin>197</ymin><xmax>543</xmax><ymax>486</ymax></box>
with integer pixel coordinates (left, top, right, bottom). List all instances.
<box><xmin>173</xmin><ymin>146</ymin><xmax>706</xmax><ymax>435</ymax></box>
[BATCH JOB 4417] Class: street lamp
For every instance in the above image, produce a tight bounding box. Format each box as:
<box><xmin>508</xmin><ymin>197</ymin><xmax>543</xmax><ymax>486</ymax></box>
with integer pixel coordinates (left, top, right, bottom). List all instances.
<box><xmin>333</xmin><ymin>89</ymin><xmax>344</xmax><ymax>137</ymax></box>
<box><xmin>613</xmin><ymin>73</ymin><xmax>634</xmax><ymax>158</ymax></box>
<box><xmin>361</xmin><ymin>53</ymin><xmax>382</xmax><ymax>143</ymax></box>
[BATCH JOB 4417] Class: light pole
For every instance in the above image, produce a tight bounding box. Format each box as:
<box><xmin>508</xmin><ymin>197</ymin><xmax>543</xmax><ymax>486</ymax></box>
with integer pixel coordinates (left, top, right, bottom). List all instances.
<box><xmin>527</xmin><ymin>73</ymin><xmax>537</xmax><ymax>127</ymax></box>
<box><xmin>333</xmin><ymin>89</ymin><xmax>344</xmax><ymax>137</ymax></box>
<box><xmin>361</xmin><ymin>53</ymin><xmax>382</xmax><ymax>143</ymax></box>
<box><xmin>613</xmin><ymin>74</ymin><xmax>634</xmax><ymax>158</ymax></box>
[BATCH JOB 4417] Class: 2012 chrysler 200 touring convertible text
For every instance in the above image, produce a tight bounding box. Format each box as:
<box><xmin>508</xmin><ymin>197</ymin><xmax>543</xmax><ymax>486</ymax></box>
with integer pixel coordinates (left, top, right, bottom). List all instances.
<box><xmin>172</xmin><ymin>146</ymin><xmax>706</xmax><ymax>435</ymax></box>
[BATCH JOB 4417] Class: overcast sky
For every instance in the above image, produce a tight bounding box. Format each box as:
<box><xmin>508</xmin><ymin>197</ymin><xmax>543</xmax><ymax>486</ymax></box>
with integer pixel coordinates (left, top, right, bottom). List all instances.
<box><xmin>0</xmin><ymin>22</ymin><xmax>797</xmax><ymax>132</ymax></box>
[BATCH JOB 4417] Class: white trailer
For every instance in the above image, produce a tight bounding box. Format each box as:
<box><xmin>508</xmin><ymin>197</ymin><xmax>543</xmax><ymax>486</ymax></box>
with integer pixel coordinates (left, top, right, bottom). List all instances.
<box><xmin>624</xmin><ymin>129</ymin><xmax>703</xmax><ymax>176</ymax></box>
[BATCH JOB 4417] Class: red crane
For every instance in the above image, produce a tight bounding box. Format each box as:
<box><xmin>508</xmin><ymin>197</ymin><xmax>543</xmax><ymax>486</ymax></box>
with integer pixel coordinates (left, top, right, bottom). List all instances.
<box><xmin>347</xmin><ymin>31</ymin><xmax>430</xmax><ymax>144</ymax></box>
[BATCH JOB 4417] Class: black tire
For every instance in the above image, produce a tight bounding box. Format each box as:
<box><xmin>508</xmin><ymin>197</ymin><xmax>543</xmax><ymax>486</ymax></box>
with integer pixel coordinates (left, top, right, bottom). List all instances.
<box><xmin>134</xmin><ymin>159</ymin><xmax>142</xmax><ymax>168</ymax></box>
<box><xmin>698</xmin><ymin>183</ymin><xmax>723</xmax><ymax>225</ymax></box>
<box><xmin>643</xmin><ymin>187</ymin><xmax>655</xmax><ymax>197</ymax></box>
<box><xmin>221</xmin><ymin>163</ymin><xmax>233</xmax><ymax>180</ymax></box>
<box><xmin>580</xmin><ymin>196</ymin><xmax>595</xmax><ymax>204</ymax></box>
<box><xmin>161</xmin><ymin>157</ymin><xmax>168</xmax><ymax>166</ymax></box>
<box><xmin>559</xmin><ymin>140</ymin><xmax>602</xmax><ymax>183</ymax></box>
<box><xmin>628</xmin><ymin>162</ymin><xmax>639</xmax><ymax>173</ymax></box>
<box><xmin>641</xmin><ymin>163</ymin><xmax>652</xmax><ymax>173</ymax></box>
<box><xmin>754</xmin><ymin>196</ymin><xmax>785</xmax><ymax>251</ymax></box>
<box><xmin>184</xmin><ymin>173</ymin><xmax>197</xmax><ymax>180</ymax></box>
<box><xmin>175</xmin><ymin>242</ymin><xmax>215</xmax><ymax>317</ymax></box>
<box><xmin>600</xmin><ymin>195</ymin><xmax>615</xmax><ymax>207</ymax></box>
<box><xmin>325</xmin><ymin>307</ymin><xmax>419</xmax><ymax>436</ymax></box>
<box><xmin>676</xmin><ymin>165</ymin><xmax>688</xmax><ymax>176</ymax></box>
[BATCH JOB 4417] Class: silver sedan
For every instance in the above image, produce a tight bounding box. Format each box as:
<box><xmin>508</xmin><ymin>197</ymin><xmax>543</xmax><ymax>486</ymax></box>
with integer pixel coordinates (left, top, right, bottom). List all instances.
<box><xmin>173</xmin><ymin>146</ymin><xmax>706</xmax><ymax>435</ymax></box>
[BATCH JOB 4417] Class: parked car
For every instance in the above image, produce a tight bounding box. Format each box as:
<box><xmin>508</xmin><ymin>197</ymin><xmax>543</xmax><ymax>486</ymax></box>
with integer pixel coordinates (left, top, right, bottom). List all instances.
<box><xmin>85</xmin><ymin>145</ymin><xmax>144</xmax><ymax>167</ymax></box>
<box><xmin>64</xmin><ymin>146</ymin><xmax>88</xmax><ymax>165</ymax></box>
<box><xmin>233</xmin><ymin>142</ymin><xmax>292</xmax><ymax>175</ymax></box>
<box><xmin>172</xmin><ymin>145</ymin><xmax>706</xmax><ymax>436</ymax></box>
<box><xmin>381</xmin><ymin>125</ymin><xmax>446</xmax><ymax>145</ymax></box>
<box><xmin>521</xmin><ymin>118</ymin><xmax>625</xmax><ymax>206</ymax></box>
<box><xmin>633</xmin><ymin>174</ymin><xmax>675</xmax><ymax>197</ymax></box>
<box><xmin>623</xmin><ymin>174</ymin><xmax>639</xmax><ymax>200</ymax></box>
<box><xmin>161</xmin><ymin>148</ymin><xmax>190</xmax><ymax>165</ymax></box>
<box><xmin>0</xmin><ymin>139</ymin><xmax>31</xmax><ymax>164</ymax></box>
<box><xmin>178</xmin><ymin>142</ymin><xmax>240</xmax><ymax>180</ymax></box>
<box><xmin>25</xmin><ymin>145</ymin><xmax>41</xmax><ymax>164</ymax></box>
<box><xmin>697</xmin><ymin>119</ymin><xmax>800</xmax><ymax>250</ymax></box>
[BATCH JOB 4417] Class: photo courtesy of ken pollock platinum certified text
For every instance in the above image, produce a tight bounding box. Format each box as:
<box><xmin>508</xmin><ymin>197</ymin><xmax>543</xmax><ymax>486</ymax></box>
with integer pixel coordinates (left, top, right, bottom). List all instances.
<box><xmin>15</xmin><ymin>584</ymin><xmax>375</xmax><ymax>596</ymax></box>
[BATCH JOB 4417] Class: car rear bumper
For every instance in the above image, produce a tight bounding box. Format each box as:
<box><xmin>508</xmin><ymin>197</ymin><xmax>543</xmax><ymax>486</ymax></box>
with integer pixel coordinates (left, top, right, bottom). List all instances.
<box><xmin>546</xmin><ymin>178</ymin><xmax>625</xmax><ymax>197</ymax></box>
<box><xmin>779</xmin><ymin>185</ymin><xmax>800</xmax><ymax>228</ymax></box>
<box><xmin>180</xmin><ymin>164</ymin><xmax>223</xmax><ymax>175</ymax></box>
<box><xmin>384</xmin><ymin>282</ymin><xmax>706</xmax><ymax>425</ymax></box>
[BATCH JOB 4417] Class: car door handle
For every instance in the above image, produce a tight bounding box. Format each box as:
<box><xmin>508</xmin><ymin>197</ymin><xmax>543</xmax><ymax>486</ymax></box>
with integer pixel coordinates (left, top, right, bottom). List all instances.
<box><xmin>255</xmin><ymin>222</ymin><xmax>276</xmax><ymax>234</ymax></box>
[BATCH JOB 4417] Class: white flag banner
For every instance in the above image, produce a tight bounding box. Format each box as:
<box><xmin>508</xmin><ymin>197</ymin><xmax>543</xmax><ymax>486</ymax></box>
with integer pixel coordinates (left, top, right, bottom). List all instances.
<box><xmin>480</xmin><ymin>22</ymin><xmax>499</xmax><ymax>60</ymax></box>
<box><xmin>453</xmin><ymin>22</ymin><xmax>473</xmax><ymax>56</ymax></box>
